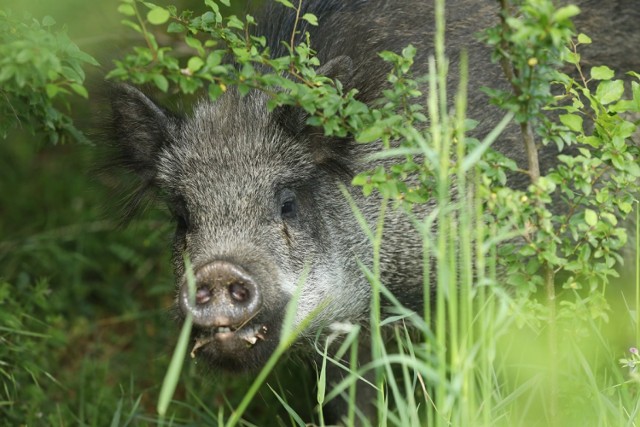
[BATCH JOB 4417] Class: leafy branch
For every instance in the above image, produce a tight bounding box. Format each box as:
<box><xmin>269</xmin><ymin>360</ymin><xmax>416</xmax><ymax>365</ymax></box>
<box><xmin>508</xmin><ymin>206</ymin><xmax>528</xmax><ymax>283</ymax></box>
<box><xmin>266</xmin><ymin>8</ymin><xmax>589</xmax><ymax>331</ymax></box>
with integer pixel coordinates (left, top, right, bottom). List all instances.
<box><xmin>0</xmin><ymin>11</ymin><xmax>98</xmax><ymax>144</ymax></box>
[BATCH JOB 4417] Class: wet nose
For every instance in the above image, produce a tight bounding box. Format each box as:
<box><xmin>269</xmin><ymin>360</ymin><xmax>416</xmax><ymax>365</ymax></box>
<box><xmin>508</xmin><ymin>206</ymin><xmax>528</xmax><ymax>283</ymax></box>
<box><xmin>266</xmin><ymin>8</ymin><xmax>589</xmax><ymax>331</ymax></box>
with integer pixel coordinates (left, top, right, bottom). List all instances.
<box><xmin>179</xmin><ymin>261</ymin><xmax>262</xmax><ymax>328</ymax></box>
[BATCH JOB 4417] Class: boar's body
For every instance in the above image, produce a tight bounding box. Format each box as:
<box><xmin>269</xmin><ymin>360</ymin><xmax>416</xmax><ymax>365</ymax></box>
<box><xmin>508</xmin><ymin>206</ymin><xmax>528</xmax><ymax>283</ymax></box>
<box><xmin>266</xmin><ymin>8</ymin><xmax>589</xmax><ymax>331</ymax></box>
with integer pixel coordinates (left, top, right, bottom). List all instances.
<box><xmin>108</xmin><ymin>0</ymin><xmax>640</xmax><ymax>421</ymax></box>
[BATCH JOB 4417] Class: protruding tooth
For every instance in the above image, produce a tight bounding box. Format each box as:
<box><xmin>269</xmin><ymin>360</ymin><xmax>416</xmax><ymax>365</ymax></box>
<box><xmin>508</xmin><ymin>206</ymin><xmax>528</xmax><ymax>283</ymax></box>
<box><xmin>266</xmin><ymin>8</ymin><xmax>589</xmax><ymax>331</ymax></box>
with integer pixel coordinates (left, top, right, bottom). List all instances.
<box><xmin>255</xmin><ymin>333</ymin><xmax>265</xmax><ymax>341</ymax></box>
<box><xmin>244</xmin><ymin>336</ymin><xmax>258</xmax><ymax>346</ymax></box>
<box><xmin>190</xmin><ymin>337</ymin><xmax>213</xmax><ymax>358</ymax></box>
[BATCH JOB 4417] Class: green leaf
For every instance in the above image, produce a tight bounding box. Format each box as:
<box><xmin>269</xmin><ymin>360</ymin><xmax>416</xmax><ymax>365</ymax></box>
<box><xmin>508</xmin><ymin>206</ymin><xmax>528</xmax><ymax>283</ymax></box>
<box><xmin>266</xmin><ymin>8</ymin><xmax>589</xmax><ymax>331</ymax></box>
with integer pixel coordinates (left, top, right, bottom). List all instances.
<box><xmin>227</xmin><ymin>15</ymin><xmax>244</xmax><ymax>30</ymax></box>
<box><xmin>167</xmin><ymin>22</ymin><xmax>185</xmax><ymax>33</ymax></box>
<box><xmin>352</xmin><ymin>173</ymin><xmax>370</xmax><ymax>186</ymax></box>
<box><xmin>61</xmin><ymin>66</ymin><xmax>83</xmax><ymax>83</ymax></box>
<box><xmin>584</xmin><ymin>209</ymin><xmax>598</xmax><ymax>227</ymax></box>
<box><xmin>121</xmin><ymin>19</ymin><xmax>142</xmax><ymax>33</ymax></box>
<box><xmin>206</xmin><ymin>50</ymin><xmax>224</xmax><ymax>67</ymax></box>
<box><xmin>577</xmin><ymin>33</ymin><xmax>592</xmax><ymax>44</ymax></box>
<box><xmin>219</xmin><ymin>0</ymin><xmax>230</xmax><ymax>6</ymax></box>
<box><xmin>42</xmin><ymin>16</ymin><xmax>56</xmax><ymax>26</ymax></box>
<box><xmin>152</xmin><ymin>74</ymin><xmax>169</xmax><ymax>92</ymax></box>
<box><xmin>0</xmin><ymin>65</ymin><xmax>15</xmax><ymax>82</ymax></box>
<box><xmin>70</xmin><ymin>83</ymin><xmax>88</xmax><ymax>98</ymax></box>
<box><xmin>185</xmin><ymin>36</ymin><xmax>205</xmax><ymax>56</ymax></box>
<box><xmin>117</xmin><ymin>3</ymin><xmax>136</xmax><ymax>16</ymax></box>
<box><xmin>553</xmin><ymin>5</ymin><xmax>580</xmax><ymax>22</ymax></box>
<box><xmin>559</xmin><ymin>114</ymin><xmax>583</xmax><ymax>133</ymax></box>
<box><xmin>72</xmin><ymin>50</ymin><xmax>100</xmax><ymax>66</ymax></box>
<box><xmin>208</xmin><ymin>83</ymin><xmax>225</xmax><ymax>100</ymax></box>
<box><xmin>601</xmin><ymin>212</ymin><xmax>618</xmax><ymax>226</ymax></box>
<box><xmin>591</xmin><ymin>65</ymin><xmax>614</xmax><ymax>81</ymax></box>
<box><xmin>45</xmin><ymin>84</ymin><xmax>60</xmax><ymax>99</ymax></box>
<box><xmin>302</xmin><ymin>13</ymin><xmax>318</xmax><ymax>26</ymax></box>
<box><xmin>204</xmin><ymin>0</ymin><xmax>220</xmax><ymax>14</ymax></box>
<box><xmin>595</xmin><ymin>80</ymin><xmax>624</xmax><ymax>105</ymax></box>
<box><xmin>624</xmin><ymin>161</ymin><xmax>640</xmax><ymax>178</ymax></box>
<box><xmin>147</xmin><ymin>7</ymin><xmax>170</xmax><ymax>25</ymax></box>
<box><xmin>404</xmin><ymin>190</ymin><xmax>428</xmax><ymax>204</ymax></box>
<box><xmin>274</xmin><ymin>0</ymin><xmax>295</xmax><ymax>8</ymax></box>
<box><xmin>564</xmin><ymin>50</ymin><xmax>580</xmax><ymax>65</ymax></box>
<box><xmin>356</xmin><ymin>126</ymin><xmax>383</xmax><ymax>143</ymax></box>
<box><xmin>16</xmin><ymin>49</ymin><xmax>33</xmax><ymax>64</ymax></box>
<box><xmin>187</xmin><ymin>56</ymin><xmax>204</xmax><ymax>73</ymax></box>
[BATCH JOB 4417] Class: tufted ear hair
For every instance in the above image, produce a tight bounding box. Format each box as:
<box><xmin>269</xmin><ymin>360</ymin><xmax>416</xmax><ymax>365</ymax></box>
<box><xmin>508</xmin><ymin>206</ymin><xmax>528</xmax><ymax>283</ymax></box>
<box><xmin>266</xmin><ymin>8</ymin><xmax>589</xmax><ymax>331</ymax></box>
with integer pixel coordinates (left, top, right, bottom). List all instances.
<box><xmin>273</xmin><ymin>55</ymin><xmax>355</xmax><ymax>179</ymax></box>
<box><xmin>108</xmin><ymin>83</ymin><xmax>182</xmax><ymax>179</ymax></box>
<box><xmin>104</xmin><ymin>83</ymin><xmax>183</xmax><ymax>221</ymax></box>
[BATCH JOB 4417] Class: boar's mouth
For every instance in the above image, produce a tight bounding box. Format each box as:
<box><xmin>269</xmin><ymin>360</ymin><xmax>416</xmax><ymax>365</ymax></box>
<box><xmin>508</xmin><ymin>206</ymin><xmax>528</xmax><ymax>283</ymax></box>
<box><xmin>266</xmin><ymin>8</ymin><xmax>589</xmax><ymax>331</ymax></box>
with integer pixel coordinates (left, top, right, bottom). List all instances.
<box><xmin>190</xmin><ymin>322</ymin><xmax>268</xmax><ymax>357</ymax></box>
<box><xmin>185</xmin><ymin>304</ymin><xmax>286</xmax><ymax>372</ymax></box>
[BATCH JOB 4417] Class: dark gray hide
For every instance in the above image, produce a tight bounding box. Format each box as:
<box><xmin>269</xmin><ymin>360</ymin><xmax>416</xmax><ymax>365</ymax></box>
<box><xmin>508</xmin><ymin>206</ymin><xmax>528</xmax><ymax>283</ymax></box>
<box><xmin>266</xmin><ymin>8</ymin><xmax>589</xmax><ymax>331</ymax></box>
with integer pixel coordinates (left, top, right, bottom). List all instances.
<box><xmin>107</xmin><ymin>0</ymin><xmax>640</xmax><ymax>422</ymax></box>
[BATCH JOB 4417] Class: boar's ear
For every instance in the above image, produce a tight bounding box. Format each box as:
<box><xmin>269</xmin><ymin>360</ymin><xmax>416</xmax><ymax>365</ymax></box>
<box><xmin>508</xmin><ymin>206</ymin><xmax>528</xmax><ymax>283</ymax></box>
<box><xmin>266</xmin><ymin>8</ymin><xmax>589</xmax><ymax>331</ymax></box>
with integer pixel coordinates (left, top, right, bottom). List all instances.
<box><xmin>275</xmin><ymin>55</ymin><xmax>354</xmax><ymax>136</ymax></box>
<box><xmin>109</xmin><ymin>84</ymin><xmax>180</xmax><ymax>176</ymax></box>
<box><xmin>106</xmin><ymin>83</ymin><xmax>182</xmax><ymax>220</ymax></box>
<box><xmin>316</xmin><ymin>55</ymin><xmax>354</xmax><ymax>89</ymax></box>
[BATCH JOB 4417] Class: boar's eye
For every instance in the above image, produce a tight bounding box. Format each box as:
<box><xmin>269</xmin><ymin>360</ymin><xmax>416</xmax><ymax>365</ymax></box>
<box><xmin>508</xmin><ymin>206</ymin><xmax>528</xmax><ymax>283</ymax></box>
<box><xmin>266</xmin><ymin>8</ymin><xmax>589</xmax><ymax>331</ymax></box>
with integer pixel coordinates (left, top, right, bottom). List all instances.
<box><xmin>279</xmin><ymin>189</ymin><xmax>297</xmax><ymax>220</ymax></box>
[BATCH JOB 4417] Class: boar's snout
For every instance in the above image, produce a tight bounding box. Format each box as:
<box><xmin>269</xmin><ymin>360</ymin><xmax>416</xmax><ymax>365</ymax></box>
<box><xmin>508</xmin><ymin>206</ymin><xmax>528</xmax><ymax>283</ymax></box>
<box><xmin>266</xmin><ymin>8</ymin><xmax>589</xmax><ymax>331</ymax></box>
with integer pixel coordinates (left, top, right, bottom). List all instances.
<box><xmin>179</xmin><ymin>261</ymin><xmax>262</xmax><ymax>329</ymax></box>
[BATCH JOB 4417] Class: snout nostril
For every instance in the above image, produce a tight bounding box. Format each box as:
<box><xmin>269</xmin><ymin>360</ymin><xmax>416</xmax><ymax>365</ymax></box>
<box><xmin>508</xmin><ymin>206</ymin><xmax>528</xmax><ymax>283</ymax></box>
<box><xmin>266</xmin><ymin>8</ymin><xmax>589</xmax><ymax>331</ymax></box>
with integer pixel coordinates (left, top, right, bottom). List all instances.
<box><xmin>195</xmin><ymin>286</ymin><xmax>212</xmax><ymax>305</ymax></box>
<box><xmin>181</xmin><ymin>261</ymin><xmax>262</xmax><ymax>328</ymax></box>
<box><xmin>229</xmin><ymin>282</ymin><xmax>250</xmax><ymax>303</ymax></box>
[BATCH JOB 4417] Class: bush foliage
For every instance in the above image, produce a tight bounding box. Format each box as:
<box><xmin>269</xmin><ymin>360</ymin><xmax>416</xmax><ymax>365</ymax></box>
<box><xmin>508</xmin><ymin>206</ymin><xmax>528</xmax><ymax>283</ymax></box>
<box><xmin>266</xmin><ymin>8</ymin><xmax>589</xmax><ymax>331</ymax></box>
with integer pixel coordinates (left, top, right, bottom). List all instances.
<box><xmin>0</xmin><ymin>10</ymin><xmax>97</xmax><ymax>144</ymax></box>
